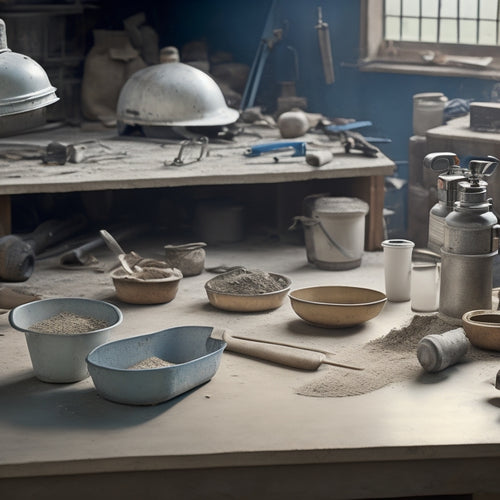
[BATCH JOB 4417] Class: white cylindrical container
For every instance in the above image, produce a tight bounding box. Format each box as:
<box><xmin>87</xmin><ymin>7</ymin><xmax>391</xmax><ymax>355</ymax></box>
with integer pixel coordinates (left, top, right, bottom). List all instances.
<box><xmin>306</xmin><ymin>197</ymin><xmax>369</xmax><ymax>270</ymax></box>
<box><xmin>413</xmin><ymin>92</ymin><xmax>448</xmax><ymax>136</ymax></box>
<box><xmin>417</xmin><ymin>328</ymin><xmax>470</xmax><ymax>372</ymax></box>
<box><xmin>411</xmin><ymin>262</ymin><xmax>440</xmax><ymax>312</ymax></box>
<box><xmin>381</xmin><ymin>239</ymin><xmax>415</xmax><ymax>301</ymax></box>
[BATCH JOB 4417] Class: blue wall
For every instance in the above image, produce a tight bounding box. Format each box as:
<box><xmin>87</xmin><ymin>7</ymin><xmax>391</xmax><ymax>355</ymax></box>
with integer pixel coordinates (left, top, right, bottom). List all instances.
<box><xmin>159</xmin><ymin>0</ymin><xmax>498</xmax><ymax>178</ymax></box>
<box><xmin>149</xmin><ymin>0</ymin><xmax>499</xmax><ymax>234</ymax></box>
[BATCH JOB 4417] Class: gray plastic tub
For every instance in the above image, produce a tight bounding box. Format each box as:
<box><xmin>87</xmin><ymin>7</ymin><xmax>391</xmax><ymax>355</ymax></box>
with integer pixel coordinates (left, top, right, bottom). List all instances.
<box><xmin>86</xmin><ymin>326</ymin><xmax>226</xmax><ymax>406</ymax></box>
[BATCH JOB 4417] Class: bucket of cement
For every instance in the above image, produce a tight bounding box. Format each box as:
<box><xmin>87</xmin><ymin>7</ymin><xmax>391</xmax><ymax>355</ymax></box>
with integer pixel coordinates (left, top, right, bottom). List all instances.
<box><xmin>302</xmin><ymin>196</ymin><xmax>369</xmax><ymax>270</ymax></box>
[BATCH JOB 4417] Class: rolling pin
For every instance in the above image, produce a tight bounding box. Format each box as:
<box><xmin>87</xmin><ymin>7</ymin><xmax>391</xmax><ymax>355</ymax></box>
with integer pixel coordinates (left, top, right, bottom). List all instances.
<box><xmin>214</xmin><ymin>328</ymin><xmax>362</xmax><ymax>371</ymax></box>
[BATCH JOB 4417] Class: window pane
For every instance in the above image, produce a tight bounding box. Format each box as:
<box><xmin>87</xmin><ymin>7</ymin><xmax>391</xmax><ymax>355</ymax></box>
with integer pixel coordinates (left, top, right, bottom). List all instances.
<box><xmin>385</xmin><ymin>0</ymin><xmax>401</xmax><ymax>16</ymax></box>
<box><xmin>479</xmin><ymin>0</ymin><xmax>499</xmax><ymax>20</ymax></box>
<box><xmin>422</xmin><ymin>0</ymin><xmax>439</xmax><ymax>17</ymax></box>
<box><xmin>421</xmin><ymin>18</ymin><xmax>438</xmax><ymax>41</ymax></box>
<box><xmin>478</xmin><ymin>19</ymin><xmax>498</xmax><ymax>43</ymax></box>
<box><xmin>440</xmin><ymin>19</ymin><xmax>459</xmax><ymax>41</ymax></box>
<box><xmin>441</xmin><ymin>0</ymin><xmax>458</xmax><ymax>17</ymax></box>
<box><xmin>459</xmin><ymin>19</ymin><xmax>478</xmax><ymax>42</ymax></box>
<box><xmin>385</xmin><ymin>16</ymin><xmax>401</xmax><ymax>39</ymax></box>
<box><xmin>402</xmin><ymin>0</ymin><xmax>420</xmax><ymax>17</ymax></box>
<box><xmin>401</xmin><ymin>17</ymin><xmax>420</xmax><ymax>40</ymax></box>
<box><xmin>459</xmin><ymin>0</ymin><xmax>478</xmax><ymax>19</ymax></box>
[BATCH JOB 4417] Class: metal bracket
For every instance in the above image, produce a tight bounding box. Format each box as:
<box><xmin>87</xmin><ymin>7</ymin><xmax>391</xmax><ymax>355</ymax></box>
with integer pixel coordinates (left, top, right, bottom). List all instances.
<box><xmin>169</xmin><ymin>137</ymin><xmax>209</xmax><ymax>166</ymax></box>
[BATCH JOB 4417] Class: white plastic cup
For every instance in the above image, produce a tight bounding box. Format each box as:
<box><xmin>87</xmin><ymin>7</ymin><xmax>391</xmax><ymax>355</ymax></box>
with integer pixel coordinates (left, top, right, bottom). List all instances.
<box><xmin>411</xmin><ymin>263</ymin><xmax>440</xmax><ymax>312</ymax></box>
<box><xmin>381</xmin><ymin>239</ymin><xmax>415</xmax><ymax>302</ymax></box>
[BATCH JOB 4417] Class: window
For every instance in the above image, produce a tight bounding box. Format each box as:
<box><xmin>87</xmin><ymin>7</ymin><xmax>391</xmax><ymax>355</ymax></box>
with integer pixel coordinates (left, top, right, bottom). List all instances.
<box><xmin>360</xmin><ymin>0</ymin><xmax>500</xmax><ymax>78</ymax></box>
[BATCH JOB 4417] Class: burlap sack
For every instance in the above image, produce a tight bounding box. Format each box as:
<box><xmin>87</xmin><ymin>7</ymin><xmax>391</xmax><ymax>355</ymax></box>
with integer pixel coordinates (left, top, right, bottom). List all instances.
<box><xmin>81</xmin><ymin>30</ymin><xmax>146</xmax><ymax>125</ymax></box>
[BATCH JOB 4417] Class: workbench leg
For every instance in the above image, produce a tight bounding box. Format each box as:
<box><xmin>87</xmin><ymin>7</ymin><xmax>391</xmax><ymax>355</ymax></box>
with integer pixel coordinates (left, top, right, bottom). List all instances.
<box><xmin>0</xmin><ymin>195</ymin><xmax>11</xmax><ymax>236</ymax></box>
<box><xmin>358</xmin><ymin>175</ymin><xmax>385</xmax><ymax>251</ymax></box>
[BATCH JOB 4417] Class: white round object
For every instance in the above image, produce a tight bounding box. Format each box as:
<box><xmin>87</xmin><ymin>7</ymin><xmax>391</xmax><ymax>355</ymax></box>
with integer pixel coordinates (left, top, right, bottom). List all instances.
<box><xmin>117</xmin><ymin>62</ymin><xmax>239</xmax><ymax>127</ymax></box>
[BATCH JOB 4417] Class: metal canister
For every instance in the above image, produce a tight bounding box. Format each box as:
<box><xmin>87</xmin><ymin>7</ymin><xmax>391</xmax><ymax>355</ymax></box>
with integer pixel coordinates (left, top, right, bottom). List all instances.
<box><xmin>439</xmin><ymin>159</ymin><xmax>499</xmax><ymax>323</ymax></box>
<box><xmin>417</xmin><ymin>328</ymin><xmax>470</xmax><ymax>372</ymax></box>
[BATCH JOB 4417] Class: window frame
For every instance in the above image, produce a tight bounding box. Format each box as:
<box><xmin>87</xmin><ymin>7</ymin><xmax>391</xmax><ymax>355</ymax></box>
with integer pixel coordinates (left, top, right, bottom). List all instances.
<box><xmin>360</xmin><ymin>0</ymin><xmax>500</xmax><ymax>79</ymax></box>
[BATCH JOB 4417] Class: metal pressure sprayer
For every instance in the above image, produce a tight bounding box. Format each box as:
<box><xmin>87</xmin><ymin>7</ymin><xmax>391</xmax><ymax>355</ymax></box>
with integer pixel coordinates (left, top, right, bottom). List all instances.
<box><xmin>424</xmin><ymin>152</ymin><xmax>465</xmax><ymax>253</ymax></box>
<box><xmin>437</xmin><ymin>156</ymin><xmax>500</xmax><ymax>323</ymax></box>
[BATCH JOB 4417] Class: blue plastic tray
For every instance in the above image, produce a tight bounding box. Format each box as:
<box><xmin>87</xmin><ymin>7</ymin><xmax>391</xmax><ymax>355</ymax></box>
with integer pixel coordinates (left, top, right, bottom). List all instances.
<box><xmin>86</xmin><ymin>326</ymin><xmax>226</xmax><ymax>405</ymax></box>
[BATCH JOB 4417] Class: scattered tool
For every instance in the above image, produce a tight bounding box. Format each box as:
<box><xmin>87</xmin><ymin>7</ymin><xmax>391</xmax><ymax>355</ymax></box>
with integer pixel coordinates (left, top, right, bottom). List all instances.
<box><xmin>318</xmin><ymin>121</ymin><xmax>381</xmax><ymax>157</ymax></box>
<box><xmin>99</xmin><ymin>229</ymin><xmax>141</xmax><ymax>274</ymax></box>
<box><xmin>324</xmin><ymin>120</ymin><xmax>372</xmax><ymax>133</ymax></box>
<box><xmin>340</xmin><ymin>130</ymin><xmax>380</xmax><ymax>157</ymax></box>
<box><xmin>315</xmin><ymin>6</ymin><xmax>335</xmax><ymax>85</ymax></box>
<box><xmin>99</xmin><ymin>229</ymin><xmax>167</xmax><ymax>275</ymax></box>
<box><xmin>244</xmin><ymin>141</ymin><xmax>306</xmax><ymax>158</ymax></box>
<box><xmin>43</xmin><ymin>140</ymin><xmax>128</xmax><ymax>165</ymax></box>
<box><xmin>213</xmin><ymin>328</ymin><xmax>363</xmax><ymax>371</ymax></box>
<box><xmin>60</xmin><ymin>226</ymin><xmax>146</xmax><ymax>266</ymax></box>
<box><xmin>240</xmin><ymin>0</ymin><xmax>281</xmax><ymax>110</ymax></box>
<box><xmin>170</xmin><ymin>136</ymin><xmax>208</xmax><ymax>166</ymax></box>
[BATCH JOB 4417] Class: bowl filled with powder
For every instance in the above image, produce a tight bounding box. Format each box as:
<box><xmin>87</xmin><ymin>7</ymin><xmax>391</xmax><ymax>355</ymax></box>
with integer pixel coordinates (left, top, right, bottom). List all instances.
<box><xmin>111</xmin><ymin>266</ymin><xmax>183</xmax><ymax>305</ymax></box>
<box><xmin>9</xmin><ymin>297</ymin><xmax>123</xmax><ymax>383</ymax></box>
<box><xmin>204</xmin><ymin>268</ymin><xmax>292</xmax><ymax>312</ymax></box>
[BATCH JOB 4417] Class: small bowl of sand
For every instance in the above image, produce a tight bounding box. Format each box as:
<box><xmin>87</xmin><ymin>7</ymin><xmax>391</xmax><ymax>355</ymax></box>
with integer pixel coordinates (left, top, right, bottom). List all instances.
<box><xmin>111</xmin><ymin>266</ymin><xmax>183</xmax><ymax>305</ymax></box>
<box><xmin>204</xmin><ymin>268</ymin><xmax>292</xmax><ymax>312</ymax></box>
<box><xmin>9</xmin><ymin>297</ymin><xmax>123</xmax><ymax>383</ymax></box>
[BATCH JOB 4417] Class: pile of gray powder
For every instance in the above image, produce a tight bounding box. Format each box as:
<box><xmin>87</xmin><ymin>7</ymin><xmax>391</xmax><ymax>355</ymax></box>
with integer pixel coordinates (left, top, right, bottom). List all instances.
<box><xmin>297</xmin><ymin>314</ymin><xmax>499</xmax><ymax>398</ymax></box>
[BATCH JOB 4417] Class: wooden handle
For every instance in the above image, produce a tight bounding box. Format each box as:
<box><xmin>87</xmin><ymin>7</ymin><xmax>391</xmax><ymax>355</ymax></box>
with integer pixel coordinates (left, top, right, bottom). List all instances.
<box><xmin>223</xmin><ymin>332</ymin><xmax>324</xmax><ymax>370</ymax></box>
<box><xmin>212</xmin><ymin>329</ymin><xmax>364</xmax><ymax>371</ymax></box>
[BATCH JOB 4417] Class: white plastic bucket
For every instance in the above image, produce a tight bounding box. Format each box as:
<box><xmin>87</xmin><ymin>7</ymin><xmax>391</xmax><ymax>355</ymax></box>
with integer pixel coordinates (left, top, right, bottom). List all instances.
<box><xmin>303</xmin><ymin>197</ymin><xmax>369</xmax><ymax>270</ymax></box>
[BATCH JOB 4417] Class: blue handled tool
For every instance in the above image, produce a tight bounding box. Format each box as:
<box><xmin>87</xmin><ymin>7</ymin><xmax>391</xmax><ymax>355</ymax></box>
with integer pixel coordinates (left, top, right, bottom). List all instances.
<box><xmin>324</xmin><ymin>120</ymin><xmax>372</xmax><ymax>133</ymax></box>
<box><xmin>244</xmin><ymin>141</ymin><xmax>307</xmax><ymax>158</ymax></box>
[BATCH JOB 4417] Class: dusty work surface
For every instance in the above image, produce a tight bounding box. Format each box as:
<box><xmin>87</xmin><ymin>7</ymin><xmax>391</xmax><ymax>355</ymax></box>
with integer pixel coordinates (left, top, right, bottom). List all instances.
<box><xmin>0</xmin><ymin>124</ymin><xmax>395</xmax><ymax>194</ymax></box>
<box><xmin>1</xmin><ymin>240</ymin><xmax>500</xmax><ymax>499</ymax></box>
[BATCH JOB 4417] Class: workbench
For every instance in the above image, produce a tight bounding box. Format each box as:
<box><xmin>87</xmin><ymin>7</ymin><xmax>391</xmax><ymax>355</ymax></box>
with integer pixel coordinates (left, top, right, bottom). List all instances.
<box><xmin>1</xmin><ymin>240</ymin><xmax>500</xmax><ymax>499</ymax></box>
<box><xmin>0</xmin><ymin>124</ymin><xmax>395</xmax><ymax>249</ymax></box>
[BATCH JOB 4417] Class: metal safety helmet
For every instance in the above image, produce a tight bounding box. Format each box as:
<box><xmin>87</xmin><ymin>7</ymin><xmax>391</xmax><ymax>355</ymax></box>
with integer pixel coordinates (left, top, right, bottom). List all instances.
<box><xmin>116</xmin><ymin>62</ymin><xmax>240</xmax><ymax>128</ymax></box>
<box><xmin>0</xmin><ymin>19</ymin><xmax>59</xmax><ymax>117</ymax></box>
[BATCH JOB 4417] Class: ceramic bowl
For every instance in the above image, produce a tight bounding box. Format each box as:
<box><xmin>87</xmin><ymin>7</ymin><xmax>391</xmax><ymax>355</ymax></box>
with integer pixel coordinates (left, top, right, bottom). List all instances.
<box><xmin>111</xmin><ymin>267</ymin><xmax>182</xmax><ymax>305</ymax></box>
<box><xmin>462</xmin><ymin>310</ymin><xmax>500</xmax><ymax>351</ymax></box>
<box><xmin>289</xmin><ymin>285</ymin><xmax>387</xmax><ymax>328</ymax></box>
<box><xmin>9</xmin><ymin>297</ymin><xmax>123</xmax><ymax>383</ymax></box>
<box><xmin>205</xmin><ymin>270</ymin><xmax>292</xmax><ymax>312</ymax></box>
